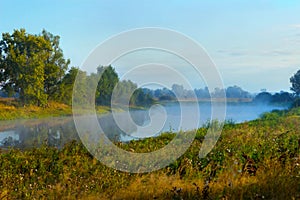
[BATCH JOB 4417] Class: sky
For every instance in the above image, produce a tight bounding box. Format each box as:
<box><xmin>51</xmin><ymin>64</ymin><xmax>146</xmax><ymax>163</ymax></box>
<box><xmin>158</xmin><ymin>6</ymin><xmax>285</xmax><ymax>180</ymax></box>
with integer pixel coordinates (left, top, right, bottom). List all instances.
<box><xmin>1</xmin><ymin>0</ymin><xmax>300</xmax><ymax>93</ymax></box>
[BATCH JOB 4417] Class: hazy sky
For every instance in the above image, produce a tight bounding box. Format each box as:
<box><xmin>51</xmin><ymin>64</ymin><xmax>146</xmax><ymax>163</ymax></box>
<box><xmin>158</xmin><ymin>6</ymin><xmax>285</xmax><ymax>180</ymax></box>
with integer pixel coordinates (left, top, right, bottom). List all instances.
<box><xmin>1</xmin><ymin>0</ymin><xmax>300</xmax><ymax>92</ymax></box>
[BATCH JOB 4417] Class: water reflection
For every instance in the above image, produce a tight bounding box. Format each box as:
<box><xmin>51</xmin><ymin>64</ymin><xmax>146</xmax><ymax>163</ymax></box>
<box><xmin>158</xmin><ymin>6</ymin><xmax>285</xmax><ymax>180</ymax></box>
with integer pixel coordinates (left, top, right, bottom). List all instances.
<box><xmin>0</xmin><ymin>102</ymin><xmax>288</xmax><ymax>149</ymax></box>
<box><xmin>0</xmin><ymin>130</ymin><xmax>20</xmax><ymax>146</ymax></box>
<box><xmin>0</xmin><ymin>110</ymin><xmax>152</xmax><ymax>149</ymax></box>
<box><xmin>0</xmin><ymin>117</ymin><xmax>77</xmax><ymax>149</ymax></box>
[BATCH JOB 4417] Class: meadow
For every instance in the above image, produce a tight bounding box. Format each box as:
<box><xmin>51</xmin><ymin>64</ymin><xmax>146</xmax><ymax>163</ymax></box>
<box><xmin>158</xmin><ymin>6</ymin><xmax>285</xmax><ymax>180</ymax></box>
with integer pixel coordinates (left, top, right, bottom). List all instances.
<box><xmin>0</xmin><ymin>108</ymin><xmax>299</xmax><ymax>199</ymax></box>
<box><xmin>0</xmin><ymin>98</ymin><xmax>114</xmax><ymax>120</ymax></box>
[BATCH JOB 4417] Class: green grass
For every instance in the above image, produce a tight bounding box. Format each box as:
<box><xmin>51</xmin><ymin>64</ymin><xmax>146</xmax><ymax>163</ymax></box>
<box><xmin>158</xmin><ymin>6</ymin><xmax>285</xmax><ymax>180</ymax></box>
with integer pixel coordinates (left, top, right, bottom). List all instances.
<box><xmin>0</xmin><ymin>98</ymin><xmax>146</xmax><ymax>120</ymax></box>
<box><xmin>0</xmin><ymin>99</ymin><xmax>114</xmax><ymax>120</ymax></box>
<box><xmin>0</xmin><ymin>101</ymin><xmax>73</xmax><ymax>120</ymax></box>
<box><xmin>0</xmin><ymin>108</ymin><xmax>299</xmax><ymax>199</ymax></box>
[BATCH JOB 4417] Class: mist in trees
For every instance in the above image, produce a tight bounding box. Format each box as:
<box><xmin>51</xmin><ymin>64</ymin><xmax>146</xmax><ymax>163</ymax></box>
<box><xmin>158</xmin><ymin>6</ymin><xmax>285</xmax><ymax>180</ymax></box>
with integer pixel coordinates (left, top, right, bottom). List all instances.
<box><xmin>1</xmin><ymin>29</ymin><xmax>298</xmax><ymax>108</ymax></box>
<box><xmin>0</xmin><ymin>29</ymin><xmax>154</xmax><ymax>108</ymax></box>
<box><xmin>144</xmin><ymin>84</ymin><xmax>252</xmax><ymax>100</ymax></box>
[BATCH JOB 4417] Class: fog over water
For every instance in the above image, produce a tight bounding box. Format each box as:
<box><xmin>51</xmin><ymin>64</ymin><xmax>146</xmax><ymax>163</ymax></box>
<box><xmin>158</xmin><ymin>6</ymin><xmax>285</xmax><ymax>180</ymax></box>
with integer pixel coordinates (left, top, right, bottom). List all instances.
<box><xmin>0</xmin><ymin>102</ymin><xmax>288</xmax><ymax>149</ymax></box>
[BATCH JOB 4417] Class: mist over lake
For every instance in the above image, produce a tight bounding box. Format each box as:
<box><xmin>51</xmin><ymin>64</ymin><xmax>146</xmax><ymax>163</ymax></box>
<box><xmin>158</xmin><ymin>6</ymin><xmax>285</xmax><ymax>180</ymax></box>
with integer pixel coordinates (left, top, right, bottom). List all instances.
<box><xmin>0</xmin><ymin>102</ymin><xmax>288</xmax><ymax>149</ymax></box>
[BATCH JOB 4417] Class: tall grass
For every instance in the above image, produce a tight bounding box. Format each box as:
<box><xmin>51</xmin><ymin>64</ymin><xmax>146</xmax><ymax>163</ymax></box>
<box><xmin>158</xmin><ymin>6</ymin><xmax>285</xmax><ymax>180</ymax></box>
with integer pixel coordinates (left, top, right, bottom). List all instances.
<box><xmin>0</xmin><ymin>100</ymin><xmax>73</xmax><ymax>120</ymax></box>
<box><xmin>0</xmin><ymin>100</ymin><xmax>115</xmax><ymax>120</ymax></box>
<box><xmin>0</xmin><ymin>108</ymin><xmax>299</xmax><ymax>199</ymax></box>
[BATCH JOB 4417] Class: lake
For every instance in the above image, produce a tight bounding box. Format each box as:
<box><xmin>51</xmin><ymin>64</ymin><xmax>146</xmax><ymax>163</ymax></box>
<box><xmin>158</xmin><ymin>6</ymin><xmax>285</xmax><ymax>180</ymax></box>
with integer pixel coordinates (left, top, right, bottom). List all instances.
<box><xmin>0</xmin><ymin>102</ymin><xmax>287</xmax><ymax>149</ymax></box>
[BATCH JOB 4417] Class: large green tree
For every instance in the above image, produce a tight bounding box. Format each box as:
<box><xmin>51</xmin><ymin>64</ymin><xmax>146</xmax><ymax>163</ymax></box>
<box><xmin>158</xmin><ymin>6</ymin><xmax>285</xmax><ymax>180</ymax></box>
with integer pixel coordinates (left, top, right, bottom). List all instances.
<box><xmin>0</xmin><ymin>29</ymin><xmax>69</xmax><ymax>106</ymax></box>
<box><xmin>42</xmin><ymin>30</ymin><xmax>70</xmax><ymax>100</ymax></box>
<box><xmin>290</xmin><ymin>69</ymin><xmax>300</xmax><ymax>96</ymax></box>
<box><xmin>0</xmin><ymin>29</ymin><xmax>50</xmax><ymax>106</ymax></box>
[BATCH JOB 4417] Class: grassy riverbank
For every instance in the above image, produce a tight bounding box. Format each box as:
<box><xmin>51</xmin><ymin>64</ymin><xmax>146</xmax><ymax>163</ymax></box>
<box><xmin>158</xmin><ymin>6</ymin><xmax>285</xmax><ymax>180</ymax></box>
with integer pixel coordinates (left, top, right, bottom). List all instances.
<box><xmin>0</xmin><ymin>98</ymin><xmax>147</xmax><ymax>120</ymax></box>
<box><xmin>0</xmin><ymin>100</ymin><xmax>71</xmax><ymax>120</ymax></box>
<box><xmin>0</xmin><ymin>98</ymin><xmax>114</xmax><ymax>120</ymax></box>
<box><xmin>0</xmin><ymin>108</ymin><xmax>299</xmax><ymax>199</ymax></box>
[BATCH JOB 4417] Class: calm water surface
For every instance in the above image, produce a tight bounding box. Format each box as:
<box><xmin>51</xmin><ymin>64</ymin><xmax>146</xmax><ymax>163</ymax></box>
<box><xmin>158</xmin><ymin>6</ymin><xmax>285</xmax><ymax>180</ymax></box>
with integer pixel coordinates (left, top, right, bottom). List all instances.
<box><xmin>0</xmin><ymin>102</ymin><xmax>287</xmax><ymax>148</ymax></box>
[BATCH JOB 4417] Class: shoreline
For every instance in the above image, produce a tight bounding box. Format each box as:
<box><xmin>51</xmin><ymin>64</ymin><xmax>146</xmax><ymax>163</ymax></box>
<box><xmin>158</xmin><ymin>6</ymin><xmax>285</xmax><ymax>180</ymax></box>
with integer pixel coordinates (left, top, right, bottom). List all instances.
<box><xmin>0</xmin><ymin>98</ymin><xmax>288</xmax><ymax>121</ymax></box>
<box><xmin>176</xmin><ymin>98</ymin><xmax>253</xmax><ymax>103</ymax></box>
<box><xmin>0</xmin><ymin>106</ymin><xmax>299</xmax><ymax>199</ymax></box>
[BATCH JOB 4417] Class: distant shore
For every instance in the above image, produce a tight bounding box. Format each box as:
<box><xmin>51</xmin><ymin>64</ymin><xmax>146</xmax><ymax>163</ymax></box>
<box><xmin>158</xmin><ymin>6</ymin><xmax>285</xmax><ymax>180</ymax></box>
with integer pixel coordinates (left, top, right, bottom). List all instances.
<box><xmin>0</xmin><ymin>97</ymin><xmax>282</xmax><ymax>121</ymax></box>
<box><xmin>200</xmin><ymin>97</ymin><xmax>252</xmax><ymax>102</ymax></box>
<box><xmin>159</xmin><ymin>98</ymin><xmax>253</xmax><ymax>103</ymax></box>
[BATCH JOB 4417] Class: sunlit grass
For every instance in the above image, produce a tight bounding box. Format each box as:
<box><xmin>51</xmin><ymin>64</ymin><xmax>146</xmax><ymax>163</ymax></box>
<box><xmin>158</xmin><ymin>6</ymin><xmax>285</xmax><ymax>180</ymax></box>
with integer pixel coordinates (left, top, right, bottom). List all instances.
<box><xmin>0</xmin><ymin>99</ymin><xmax>114</xmax><ymax>120</ymax></box>
<box><xmin>0</xmin><ymin>100</ymin><xmax>72</xmax><ymax>120</ymax></box>
<box><xmin>0</xmin><ymin>108</ymin><xmax>299</xmax><ymax>199</ymax></box>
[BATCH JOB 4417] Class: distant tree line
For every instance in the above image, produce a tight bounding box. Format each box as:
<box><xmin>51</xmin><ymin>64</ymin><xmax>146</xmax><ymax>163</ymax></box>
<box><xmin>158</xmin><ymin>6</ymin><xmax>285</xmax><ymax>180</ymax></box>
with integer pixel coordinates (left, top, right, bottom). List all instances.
<box><xmin>70</xmin><ymin>65</ymin><xmax>154</xmax><ymax>107</ymax></box>
<box><xmin>253</xmin><ymin>70</ymin><xmax>300</xmax><ymax>106</ymax></box>
<box><xmin>253</xmin><ymin>91</ymin><xmax>294</xmax><ymax>104</ymax></box>
<box><xmin>143</xmin><ymin>83</ymin><xmax>298</xmax><ymax>106</ymax></box>
<box><xmin>142</xmin><ymin>84</ymin><xmax>252</xmax><ymax>101</ymax></box>
<box><xmin>2</xmin><ymin>29</ymin><xmax>300</xmax><ymax>107</ymax></box>
<box><xmin>141</xmin><ymin>70</ymin><xmax>300</xmax><ymax>105</ymax></box>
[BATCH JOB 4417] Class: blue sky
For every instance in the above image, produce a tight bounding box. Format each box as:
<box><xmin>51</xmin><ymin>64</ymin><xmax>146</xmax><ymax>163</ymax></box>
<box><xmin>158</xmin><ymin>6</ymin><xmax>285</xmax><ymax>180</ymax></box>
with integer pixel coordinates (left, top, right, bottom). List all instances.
<box><xmin>1</xmin><ymin>0</ymin><xmax>300</xmax><ymax>93</ymax></box>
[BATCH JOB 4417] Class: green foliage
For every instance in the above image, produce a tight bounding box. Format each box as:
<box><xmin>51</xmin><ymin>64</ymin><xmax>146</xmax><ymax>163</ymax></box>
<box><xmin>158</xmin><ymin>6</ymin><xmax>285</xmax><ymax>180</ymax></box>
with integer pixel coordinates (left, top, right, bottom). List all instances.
<box><xmin>290</xmin><ymin>69</ymin><xmax>300</xmax><ymax>96</ymax></box>
<box><xmin>0</xmin><ymin>29</ymin><xmax>69</xmax><ymax>106</ymax></box>
<box><xmin>0</xmin><ymin>29</ymin><xmax>155</xmax><ymax>108</ymax></box>
<box><xmin>0</xmin><ymin>29</ymin><xmax>49</xmax><ymax>106</ymax></box>
<box><xmin>95</xmin><ymin>65</ymin><xmax>119</xmax><ymax>106</ymax></box>
<box><xmin>112</xmin><ymin>79</ymin><xmax>137</xmax><ymax>105</ymax></box>
<box><xmin>112</xmin><ymin>80</ymin><xmax>155</xmax><ymax>107</ymax></box>
<box><xmin>0</xmin><ymin>142</ymin><xmax>131</xmax><ymax>199</ymax></box>
<box><xmin>130</xmin><ymin>88</ymin><xmax>155</xmax><ymax>107</ymax></box>
<box><xmin>55</xmin><ymin>67</ymin><xmax>87</xmax><ymax>106</ymax></box>
<box><xmin>289</xmin><ymin>106</ymin><xmax>300</xmax><ymax>116</ymax></box>
<box><xmin>42</xmin><ymin>30</ymin><xmax>70</xmax><ymax>100</ymax></box>
<box><xmin>292</xmin><ymin>97</ymin><xmax>300</xmax><ymax>108</ymax></box>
